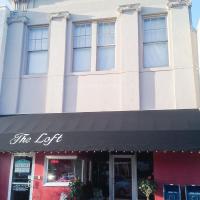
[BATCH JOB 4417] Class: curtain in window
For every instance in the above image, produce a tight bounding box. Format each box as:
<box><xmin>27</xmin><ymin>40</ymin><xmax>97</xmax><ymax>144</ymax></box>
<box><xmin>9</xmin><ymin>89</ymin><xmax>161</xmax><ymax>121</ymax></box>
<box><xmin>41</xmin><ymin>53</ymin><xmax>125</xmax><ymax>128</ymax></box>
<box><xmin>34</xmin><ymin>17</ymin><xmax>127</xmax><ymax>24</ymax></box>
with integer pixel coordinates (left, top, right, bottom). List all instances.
<box><xmin>97</xmin><ymin>22</ymin><xmax>115</xmax><ymax>71</ymax></box>
<box><xmin>143</xmin><ymin>17</ymin><xmax>168</xmax><ymax>68</ymax></box>
<box><xmin>73</xmin><ymin>24</ymin><xmax>91</xmax><ymax>72</ymax></box>
<box><xmin>28</xmin><ymin>27</ymin><xmax>48</xmax><ymax>74</ymax></box>
<box><xmin>28</xmin><ymin>51</ymin><xmax>48</xmax><ymax>74</ymax></box>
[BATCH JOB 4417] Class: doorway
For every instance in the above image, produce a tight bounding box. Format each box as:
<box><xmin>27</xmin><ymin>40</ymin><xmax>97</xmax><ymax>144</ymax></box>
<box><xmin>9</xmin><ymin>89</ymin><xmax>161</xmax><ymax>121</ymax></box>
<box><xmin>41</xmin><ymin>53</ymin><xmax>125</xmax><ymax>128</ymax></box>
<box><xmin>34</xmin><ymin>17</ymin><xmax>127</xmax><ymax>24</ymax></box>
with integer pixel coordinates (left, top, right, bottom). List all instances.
<box><xmin>9</xmin><ymin>154</ymin><xmax>34</xmax><ymax>200</ymax></box>
<box><xmin>110</xmin><ymin>155</ymin><xmax>137</xmax><ymax>200</ymax></box>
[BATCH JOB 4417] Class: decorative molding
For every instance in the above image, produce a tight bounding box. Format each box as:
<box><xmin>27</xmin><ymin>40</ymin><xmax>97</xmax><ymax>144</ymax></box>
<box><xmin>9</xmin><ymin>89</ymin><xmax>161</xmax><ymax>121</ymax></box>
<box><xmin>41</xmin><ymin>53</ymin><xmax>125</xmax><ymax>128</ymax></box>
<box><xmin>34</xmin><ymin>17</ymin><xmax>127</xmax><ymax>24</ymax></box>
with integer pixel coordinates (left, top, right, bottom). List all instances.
<box><xmin>118</xmin><ymin>3</ymin><xmax>141</xmax><ymax>14</ymax></box>
<box><xmin>49</xmin><ymin>11</ymin><xmax>70</xmax><ymax>21</ymax></box>
<box><xmin>7</xmin><ymin>11</ymin><xmax>29</xmax><ymax>25</ymax></box>
<box><xmin>167</xmin><ymin>0</ymin><xmax>192</xmax><ymax>8</ymax></box>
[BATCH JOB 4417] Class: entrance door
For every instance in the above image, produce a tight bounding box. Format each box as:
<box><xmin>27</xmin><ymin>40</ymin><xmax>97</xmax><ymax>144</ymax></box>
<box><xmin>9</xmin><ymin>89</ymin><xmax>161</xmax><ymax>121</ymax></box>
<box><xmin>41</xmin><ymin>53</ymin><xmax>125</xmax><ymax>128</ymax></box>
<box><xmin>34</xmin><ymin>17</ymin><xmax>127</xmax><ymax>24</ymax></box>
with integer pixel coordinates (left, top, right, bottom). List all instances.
<box><xmin>110</xmin><ymin>155</ymin><xmax>137</xmax><ymax>200</ymax></box>
<box><xmin>10</xmin><ymin>155</ymin><xmax>34</xmax><ymax>200</ymax></box>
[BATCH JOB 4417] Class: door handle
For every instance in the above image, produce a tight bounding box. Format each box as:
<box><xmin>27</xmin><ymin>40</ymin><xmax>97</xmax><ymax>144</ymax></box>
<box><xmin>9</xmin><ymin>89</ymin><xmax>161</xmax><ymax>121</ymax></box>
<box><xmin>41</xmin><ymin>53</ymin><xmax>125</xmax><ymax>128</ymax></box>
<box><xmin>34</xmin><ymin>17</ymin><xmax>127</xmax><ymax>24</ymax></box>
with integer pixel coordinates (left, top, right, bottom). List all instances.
<box><xmin>27</xmin><ymin>180</ymin><xmax>31</xmax><ymax>188</ymax></box>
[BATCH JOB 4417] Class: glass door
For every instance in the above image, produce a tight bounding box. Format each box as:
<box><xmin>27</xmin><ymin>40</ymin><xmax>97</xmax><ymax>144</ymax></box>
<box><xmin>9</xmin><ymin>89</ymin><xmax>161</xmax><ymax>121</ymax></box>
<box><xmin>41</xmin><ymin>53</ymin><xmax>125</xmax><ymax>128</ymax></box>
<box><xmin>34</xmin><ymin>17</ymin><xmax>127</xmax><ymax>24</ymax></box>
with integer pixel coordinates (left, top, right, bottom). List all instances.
<box><xmin>114</xmin><ymin>157</ymin><xmax>132</xmax><ymax>200</ymax></box>
<box><xmin>110</xmin><ymin>155</ymin><xmax>136</xmax><ymax>200</ymax></box>
<box><xmin>10</xmin><ymin>155</ymin><xmax>33</xmax><ymax>200</ymax></box>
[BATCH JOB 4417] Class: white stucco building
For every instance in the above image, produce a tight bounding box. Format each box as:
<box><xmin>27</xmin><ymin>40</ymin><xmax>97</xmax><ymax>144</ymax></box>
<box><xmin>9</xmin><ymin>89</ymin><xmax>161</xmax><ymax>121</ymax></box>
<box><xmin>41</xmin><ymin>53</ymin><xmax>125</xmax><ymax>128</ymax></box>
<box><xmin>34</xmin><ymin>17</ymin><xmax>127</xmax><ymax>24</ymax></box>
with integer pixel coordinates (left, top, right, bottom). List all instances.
<box><xmin>197</xmin><ymin>19</ymin><xmax>200</xmax><ymax>71</ymax></box>
<box><xmin>0</xmin><ymin>1</ymin><xmax>10</xmax><ymax>104</ymax></box>
<box><xmin>1</xmin><ymin>1</ymin><xmax>200</xmax><ymax>200</ymax></box>
<box><xmin>0</xmin><ymin>0</ymin><xmax>199</xmax><ymax>115</ymax></box>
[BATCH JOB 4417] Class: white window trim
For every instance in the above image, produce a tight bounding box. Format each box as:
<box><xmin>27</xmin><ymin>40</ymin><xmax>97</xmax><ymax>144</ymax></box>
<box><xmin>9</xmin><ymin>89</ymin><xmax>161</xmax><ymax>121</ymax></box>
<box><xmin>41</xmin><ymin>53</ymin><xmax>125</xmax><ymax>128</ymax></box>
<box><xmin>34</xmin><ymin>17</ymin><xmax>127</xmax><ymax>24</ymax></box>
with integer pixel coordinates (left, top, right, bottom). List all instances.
<box><xmin>7</xmin><ymin>153</ymin><xmax>35</xmax><ymax>200</ymax></box>
<box><xmin>140</xmin><ymin>14</ymin><xmax>171</xmax><ymax>72</ymax></box>
<box><xmin>71</xmin><ymin>19</ymin><xmax>117</xmax><ymax>74</ymax></box>
<box><xmin>25</xmin><ymin>25</ymin><xmax>50</xmax><ymax>75</ymax></box>
<box><xmin>43</xmin><ymin>155</ymin><xmax>78</xmax><ymax>187</ymax></box>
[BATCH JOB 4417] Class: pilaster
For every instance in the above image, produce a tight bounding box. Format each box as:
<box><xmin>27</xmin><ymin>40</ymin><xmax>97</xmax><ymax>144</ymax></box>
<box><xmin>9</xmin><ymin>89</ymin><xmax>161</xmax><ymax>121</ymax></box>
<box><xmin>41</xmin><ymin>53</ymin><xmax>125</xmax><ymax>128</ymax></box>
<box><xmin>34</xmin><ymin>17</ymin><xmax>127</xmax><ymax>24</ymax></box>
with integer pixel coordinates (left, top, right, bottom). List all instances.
<box><xmin>45</xmin><ymin>11</ymin><xmax>70</xmax><ymax>113</ymax></box>
<box><xmin>0</xmin><ymin>11</ymin><xmax>28</xmax><ymax>114</ymax></box>
<box><xmin>117</xmin><ymin>4</ymin><xmax>140</xmax><ymax>110</ymax></box>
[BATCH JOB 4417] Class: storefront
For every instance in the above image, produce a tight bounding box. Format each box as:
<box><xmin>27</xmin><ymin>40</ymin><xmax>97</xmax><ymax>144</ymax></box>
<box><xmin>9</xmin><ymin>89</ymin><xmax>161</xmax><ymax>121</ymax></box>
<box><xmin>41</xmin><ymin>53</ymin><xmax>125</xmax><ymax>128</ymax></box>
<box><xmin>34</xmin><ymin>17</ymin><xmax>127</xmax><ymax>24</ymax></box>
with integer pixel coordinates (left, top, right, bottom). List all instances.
<box><xmin>0</xmin><ymin>110</ymin><xmax>200</xmax><ymax>200</ymax></box>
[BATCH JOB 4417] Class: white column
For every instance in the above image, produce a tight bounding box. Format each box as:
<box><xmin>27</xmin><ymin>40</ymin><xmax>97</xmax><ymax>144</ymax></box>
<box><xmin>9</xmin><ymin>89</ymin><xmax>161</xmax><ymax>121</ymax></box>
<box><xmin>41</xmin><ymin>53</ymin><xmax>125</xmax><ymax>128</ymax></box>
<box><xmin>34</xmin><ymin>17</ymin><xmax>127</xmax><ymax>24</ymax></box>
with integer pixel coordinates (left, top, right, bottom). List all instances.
<box><xmin>0</xmin><ymin>6</ymin><xmax>9</xmax><ymax>101</ymax></box>
<box><xmin>118</xmin><ymin>4</ymin><xmax>140</xmax><ymax>110</ymax></box>
<box><xmin>45</xmin><ymin>12</ymin><xmax>70</xmax><ymax>113</ymax></box>
<box><xmin>0</xmin><ymin>12</ymin><xmax>28</xmax><ymax>114</ymax></box>
<box><xmin>168</xmin><ymin>1</ymin><xmax>198</xmax><ymax>108</ymax></box>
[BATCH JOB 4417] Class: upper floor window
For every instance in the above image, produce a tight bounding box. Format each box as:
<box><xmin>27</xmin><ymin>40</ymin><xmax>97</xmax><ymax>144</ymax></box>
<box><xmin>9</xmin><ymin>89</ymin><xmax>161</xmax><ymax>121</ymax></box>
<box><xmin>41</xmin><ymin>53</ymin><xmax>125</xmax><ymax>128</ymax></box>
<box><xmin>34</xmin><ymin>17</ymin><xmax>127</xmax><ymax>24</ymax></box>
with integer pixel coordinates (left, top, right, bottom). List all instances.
<box><xmin>27</xmin><ymin>27</ymin><xmax>49</xmax><ymax>74</ymax></box>
<box><xmin>143</xmin><ymin>16</ymin><xmax>169</xmax><ymax>68</ymax></box>
<box><xmin>97</xmin><ymin>22</ymin><xmax>115</xmax><ymax>71</ymax></box>
<box><xmin>72</xmin><ymin>21</ymin><xmax>115</xmax><ymax>72</ymax></box>
<box><xmin>73</xmin><ymin>23</ymin><xmax>92</xmax><ymax>72</ymax></box>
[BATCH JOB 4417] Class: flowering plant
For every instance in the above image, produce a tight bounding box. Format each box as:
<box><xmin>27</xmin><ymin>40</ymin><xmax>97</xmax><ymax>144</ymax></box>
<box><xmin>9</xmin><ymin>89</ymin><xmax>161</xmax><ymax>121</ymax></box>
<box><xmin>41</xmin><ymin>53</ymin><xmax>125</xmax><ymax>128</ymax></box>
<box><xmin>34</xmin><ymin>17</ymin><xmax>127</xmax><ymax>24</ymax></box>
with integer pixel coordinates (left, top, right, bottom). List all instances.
<box><xmin>138</xmin><ymin>177</ymin><xmax>157</xmax><ymax>200</ymax></box>
<box><xmin>68</xmin><ymin>178</ymin><xmax>83</xmax><ymax>200</ymax></box>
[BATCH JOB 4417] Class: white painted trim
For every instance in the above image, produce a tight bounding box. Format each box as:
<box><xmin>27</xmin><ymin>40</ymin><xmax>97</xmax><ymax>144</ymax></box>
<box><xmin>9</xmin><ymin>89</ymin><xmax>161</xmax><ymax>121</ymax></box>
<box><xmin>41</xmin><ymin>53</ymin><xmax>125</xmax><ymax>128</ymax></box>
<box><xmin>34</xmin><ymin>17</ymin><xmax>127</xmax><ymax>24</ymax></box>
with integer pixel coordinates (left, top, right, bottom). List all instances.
<box><xmin>81</xmin><ymin>159</ymin><xmax>85</xmax><ymax>182</ymax></box>
<box><xmin>91</xmin><ymin>21</ymin><xmax>97</xmax><ymax>72</ymax></box>
<box><xmin>45</xmin><ymin>155</ymin><xmax>77</xmax><ymax>160</ymax></box>
<box><xmin>7</xmin><ymin>154</ymin><xmax>14</xmax><ymax>200</ymax></box>
<box><xmin>7</xmin><ymin>153</ymin><xmax>35</xmax><ymax>200</ymax></box>
<box><xmin>29</xmin><ymin>153</ymin><xmax>35</xmax><ymax>200</ymax></box>
<box><xmin>109</xmin><ymin>154</ymin><xmax>137</xmax><ymax>200</ymax></box>
<box><xmin>44</xmin><ymin>182</ymin><xmax>71</xmax><ymax>187</ymax></box>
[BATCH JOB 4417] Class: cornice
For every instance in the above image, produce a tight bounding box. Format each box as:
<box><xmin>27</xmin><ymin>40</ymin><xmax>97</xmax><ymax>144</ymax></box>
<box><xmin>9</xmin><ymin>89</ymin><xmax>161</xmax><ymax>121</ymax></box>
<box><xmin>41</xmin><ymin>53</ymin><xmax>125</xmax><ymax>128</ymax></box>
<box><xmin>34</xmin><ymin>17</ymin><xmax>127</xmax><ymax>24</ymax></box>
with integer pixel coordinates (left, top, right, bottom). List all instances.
<box><xmin>167</xmin><ymin>0</ymin><xmax>192</xmax><ymax>8</ymax></box>
<box><xmin>118</xmin><ymin>3</ymin><xmax>141</xmax><ymax>14</ymax></box>
<box><xmin>49</xmin><ymin>11</ymin><xmax>70</xmax><ymax>21</ymax></box>
<box><xmin>7</xmin><ymin>11</ymin><xmax>29</xmax><ymax>25</ymax></box>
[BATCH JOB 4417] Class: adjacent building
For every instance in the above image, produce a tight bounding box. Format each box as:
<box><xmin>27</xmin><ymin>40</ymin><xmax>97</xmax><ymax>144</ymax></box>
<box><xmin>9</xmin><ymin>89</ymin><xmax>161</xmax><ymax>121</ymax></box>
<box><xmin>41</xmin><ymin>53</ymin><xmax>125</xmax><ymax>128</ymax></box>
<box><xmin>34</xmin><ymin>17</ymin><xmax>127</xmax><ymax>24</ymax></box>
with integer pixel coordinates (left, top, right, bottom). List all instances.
<box><xmin>0</xmin><ymin>0</ymin><xmax>200</xmax><ymax>200</ymax></box>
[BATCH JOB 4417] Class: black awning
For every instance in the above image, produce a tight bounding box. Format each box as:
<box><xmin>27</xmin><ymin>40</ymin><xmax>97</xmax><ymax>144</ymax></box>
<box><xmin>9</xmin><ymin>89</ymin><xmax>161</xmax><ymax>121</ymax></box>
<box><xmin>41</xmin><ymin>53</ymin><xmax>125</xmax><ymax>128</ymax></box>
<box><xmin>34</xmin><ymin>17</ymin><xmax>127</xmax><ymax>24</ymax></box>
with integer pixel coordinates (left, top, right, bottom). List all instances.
<box><xmin>0</xmin><ymin>109</ymin><xmax>200</xmax><ymax>152</ymax></box>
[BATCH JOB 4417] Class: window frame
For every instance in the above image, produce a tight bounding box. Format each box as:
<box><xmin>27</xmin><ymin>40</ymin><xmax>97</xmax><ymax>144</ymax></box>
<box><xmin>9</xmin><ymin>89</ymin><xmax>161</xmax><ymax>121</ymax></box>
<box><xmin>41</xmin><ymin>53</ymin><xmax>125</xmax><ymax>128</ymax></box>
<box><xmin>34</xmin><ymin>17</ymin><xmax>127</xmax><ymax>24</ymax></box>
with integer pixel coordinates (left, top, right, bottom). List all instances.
<box><xmin>26</xmin><ymin>25</ymin><xmax>49</xmax><ymax>75</ymax></box>
<box><xmin>142</xmin><ymin>14</ymin><xmax>170</xmax><ymax>70</ymax></box>
<box><xmin>43</xmin><ymin>155</ymin><xmax>82</xmax><ymax>187</ymax></box>
<box><xmin>71</xmin><ymin>19</ymin><xmax>116</xmax><ymax>73</ymax></box>
<box><xmin>72</xmin><ymin>22</ymin><xmax>92</xmax><ymax>72</ymax></box>
<box><xmin>96</xmin><ymin>21</ymin><xmax>116</xmax><ymax>71</ymax></box>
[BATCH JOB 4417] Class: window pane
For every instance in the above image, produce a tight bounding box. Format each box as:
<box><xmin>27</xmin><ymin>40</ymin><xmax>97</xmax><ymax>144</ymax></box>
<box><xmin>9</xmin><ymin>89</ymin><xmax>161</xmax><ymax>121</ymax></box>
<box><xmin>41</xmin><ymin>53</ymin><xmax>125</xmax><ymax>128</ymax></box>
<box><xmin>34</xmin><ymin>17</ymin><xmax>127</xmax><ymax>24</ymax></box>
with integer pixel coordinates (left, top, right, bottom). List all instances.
<box><xmin>144</xmin><ymin>42</ymin><xmax>169</xmax><ymax>68</ymax></box>
<box><xmin>73</xmin><ymin>24</ymin><xmax>91</xmax><ymax>48</ymax></box>
<box><xmin>28</xmin><ymin>51</ymin><xmax>48</xmax><ymax>74</ymax></box>
<box><xmin>144</xmin><ymin>17</ymin><xmax>166</xmax><ymax>31</ymax></box>
<box><xmin>73</xmin><ymin>48</ymin><xmax>91</xmax><ymax>72</ymax></box>
<box><xmin>42</xmin><ymin>38</ymin><xmax>48</xmax><ymax>50</ymax></box>
<box><xmin>98</xmin><ymin>22</ymin><xmax>115</xmax><ymax>46</ymax></box>
<box><xmin>28</xmin><ymin>27</ymin><xmax>48</xmax><ymax>51</ymax></box>
<box><xmin>47</xmin><ymin>159</ymin><xmax>75</xmax><ymax>183</ymax></box>
<box><xmin>28</xmin><ymin>27</ymin><xmax>48</xmax><ymax>74</ymax></box>
<box><xmin>144</xmin><ymin>28</ymin><xmax>167</xmax><ymax>43</ymax></box>
<box><xmin>144</xmin><ymin>17</ymin><xmax>167</xmax><ymax>43</ymax></box>
<box><xmin>28</xmin><ymin>39</ymin><xmax>35</xmax><ymax>51</ymax></box>
<box><xmin>97</xmin><ymin>46</ymin><xmax>115</xmax><ymax>71</ymax></box>
<box><xmin>143</xmin><ymin>16</ymin><xmax>168</xmax><ymax>68</ymax></box>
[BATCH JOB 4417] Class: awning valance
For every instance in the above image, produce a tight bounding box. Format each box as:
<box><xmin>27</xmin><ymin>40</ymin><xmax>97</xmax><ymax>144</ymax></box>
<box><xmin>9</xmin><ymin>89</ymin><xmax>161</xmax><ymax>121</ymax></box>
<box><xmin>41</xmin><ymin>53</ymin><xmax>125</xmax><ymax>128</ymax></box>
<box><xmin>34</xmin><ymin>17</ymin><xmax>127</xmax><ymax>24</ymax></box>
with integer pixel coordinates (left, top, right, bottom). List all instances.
<box><xmin>0</xmin><ymin>109</ymin><xmax>200</xmax><ymax>152</ymax></box>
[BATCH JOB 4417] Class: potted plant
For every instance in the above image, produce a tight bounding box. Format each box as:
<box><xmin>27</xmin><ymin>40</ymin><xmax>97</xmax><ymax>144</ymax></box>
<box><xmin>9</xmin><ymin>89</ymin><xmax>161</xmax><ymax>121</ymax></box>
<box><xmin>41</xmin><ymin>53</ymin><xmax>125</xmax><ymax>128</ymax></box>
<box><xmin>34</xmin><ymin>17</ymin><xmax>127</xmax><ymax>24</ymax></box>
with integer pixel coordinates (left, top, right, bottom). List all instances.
<box><xmin>138</xmin><ymin>177</ymin><xmax>157</xmax><ymax>200</ymax></box>
<box><xmin>68</xmin><ymin>179</ymin><xmax>83</xmax><ymax>200</ymax></box>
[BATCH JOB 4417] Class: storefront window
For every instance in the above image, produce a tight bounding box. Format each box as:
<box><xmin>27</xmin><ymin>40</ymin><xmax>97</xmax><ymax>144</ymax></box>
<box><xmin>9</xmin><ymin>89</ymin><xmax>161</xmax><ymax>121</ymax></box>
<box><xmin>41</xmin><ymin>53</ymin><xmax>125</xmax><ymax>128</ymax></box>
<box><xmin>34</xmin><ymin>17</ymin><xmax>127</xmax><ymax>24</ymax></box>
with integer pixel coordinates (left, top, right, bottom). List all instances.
<box><xmin>137</xmin><ymin>153</ymin><xmax>154</xmax><ymax>200</ymax></box>
<box><xmin>92</xmin><ymin>153</ymin><xmax>109</xmax><ymax>198</ymax></box>
<box><xmin>44</xmin><ymin>156</ymin><xmax>82</xmax><ymax>186</ymax></box>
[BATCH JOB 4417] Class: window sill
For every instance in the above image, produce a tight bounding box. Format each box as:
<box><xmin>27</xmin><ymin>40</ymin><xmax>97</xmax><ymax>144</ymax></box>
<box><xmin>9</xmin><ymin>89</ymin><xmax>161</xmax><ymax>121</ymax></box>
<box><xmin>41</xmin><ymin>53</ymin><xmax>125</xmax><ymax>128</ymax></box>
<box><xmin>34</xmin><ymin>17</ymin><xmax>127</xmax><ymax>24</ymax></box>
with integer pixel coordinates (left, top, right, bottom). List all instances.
<box><xmin>67</xmin><ymin>69</ymin><xmax>120</xmax><ymax>76</ymax></box>
<box><xmin>44</xmin><ymin>182</ymin><xmax>70</xmax><ymax>187</ymax></box>
<box><xmin>140</xmin><ymin>66</ymin><xmax>171</xmax><ymax>72</ymax></box>
<box><xmin>21</xmin><ymin>74</ymin><xmax>48</xmax><ymax>79</ymax></box>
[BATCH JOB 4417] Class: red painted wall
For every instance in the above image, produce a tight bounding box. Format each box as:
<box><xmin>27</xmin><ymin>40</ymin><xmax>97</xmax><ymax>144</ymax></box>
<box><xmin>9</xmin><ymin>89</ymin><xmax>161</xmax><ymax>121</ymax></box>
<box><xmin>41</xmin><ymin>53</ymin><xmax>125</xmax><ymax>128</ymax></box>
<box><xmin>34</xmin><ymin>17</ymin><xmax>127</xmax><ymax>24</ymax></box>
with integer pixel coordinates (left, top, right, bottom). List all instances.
<box><xmin>0</xmin><ymin>153</ymin><xmax>11</xmax><ymax>200</ymax></box>
<box><xmin>154</xmin><ymin>152</ymin><xmax>200</xmax><ymax>200</ymax></box>
<box><xmin>32</xmin><ymin>153</ymin><xmax>77</xmax><ymax>200</ymax></box>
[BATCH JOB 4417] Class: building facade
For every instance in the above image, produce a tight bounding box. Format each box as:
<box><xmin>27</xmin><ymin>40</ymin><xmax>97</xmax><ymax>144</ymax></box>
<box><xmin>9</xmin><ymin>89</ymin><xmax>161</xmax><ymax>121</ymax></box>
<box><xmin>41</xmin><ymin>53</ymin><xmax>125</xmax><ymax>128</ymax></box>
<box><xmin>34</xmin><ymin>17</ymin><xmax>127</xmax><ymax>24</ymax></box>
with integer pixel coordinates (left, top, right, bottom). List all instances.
<box><xmin>0</xmin><ymin>0</ymin><xmax>200</xmax><ymax>200</ymax></box>
<box><xmin>197</xmin><ymin>19</ymin><xmax>200</xmax><ymax>72</ymax></box>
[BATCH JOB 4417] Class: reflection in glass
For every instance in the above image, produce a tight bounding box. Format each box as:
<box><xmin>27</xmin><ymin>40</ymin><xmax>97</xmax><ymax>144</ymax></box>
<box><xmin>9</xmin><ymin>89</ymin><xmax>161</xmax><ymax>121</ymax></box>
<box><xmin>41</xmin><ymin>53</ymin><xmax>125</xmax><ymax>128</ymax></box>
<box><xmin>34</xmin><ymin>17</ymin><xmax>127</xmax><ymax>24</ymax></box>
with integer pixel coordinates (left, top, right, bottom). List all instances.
<box><xmin>47</xmin><ymin>159</ymin><xmax>76</xmax><ymax>183</ymax></box>
<box><xmin>114</xmin><ymin>158</ymin><xmax>132</xmax><ymax>200</ymax></box>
